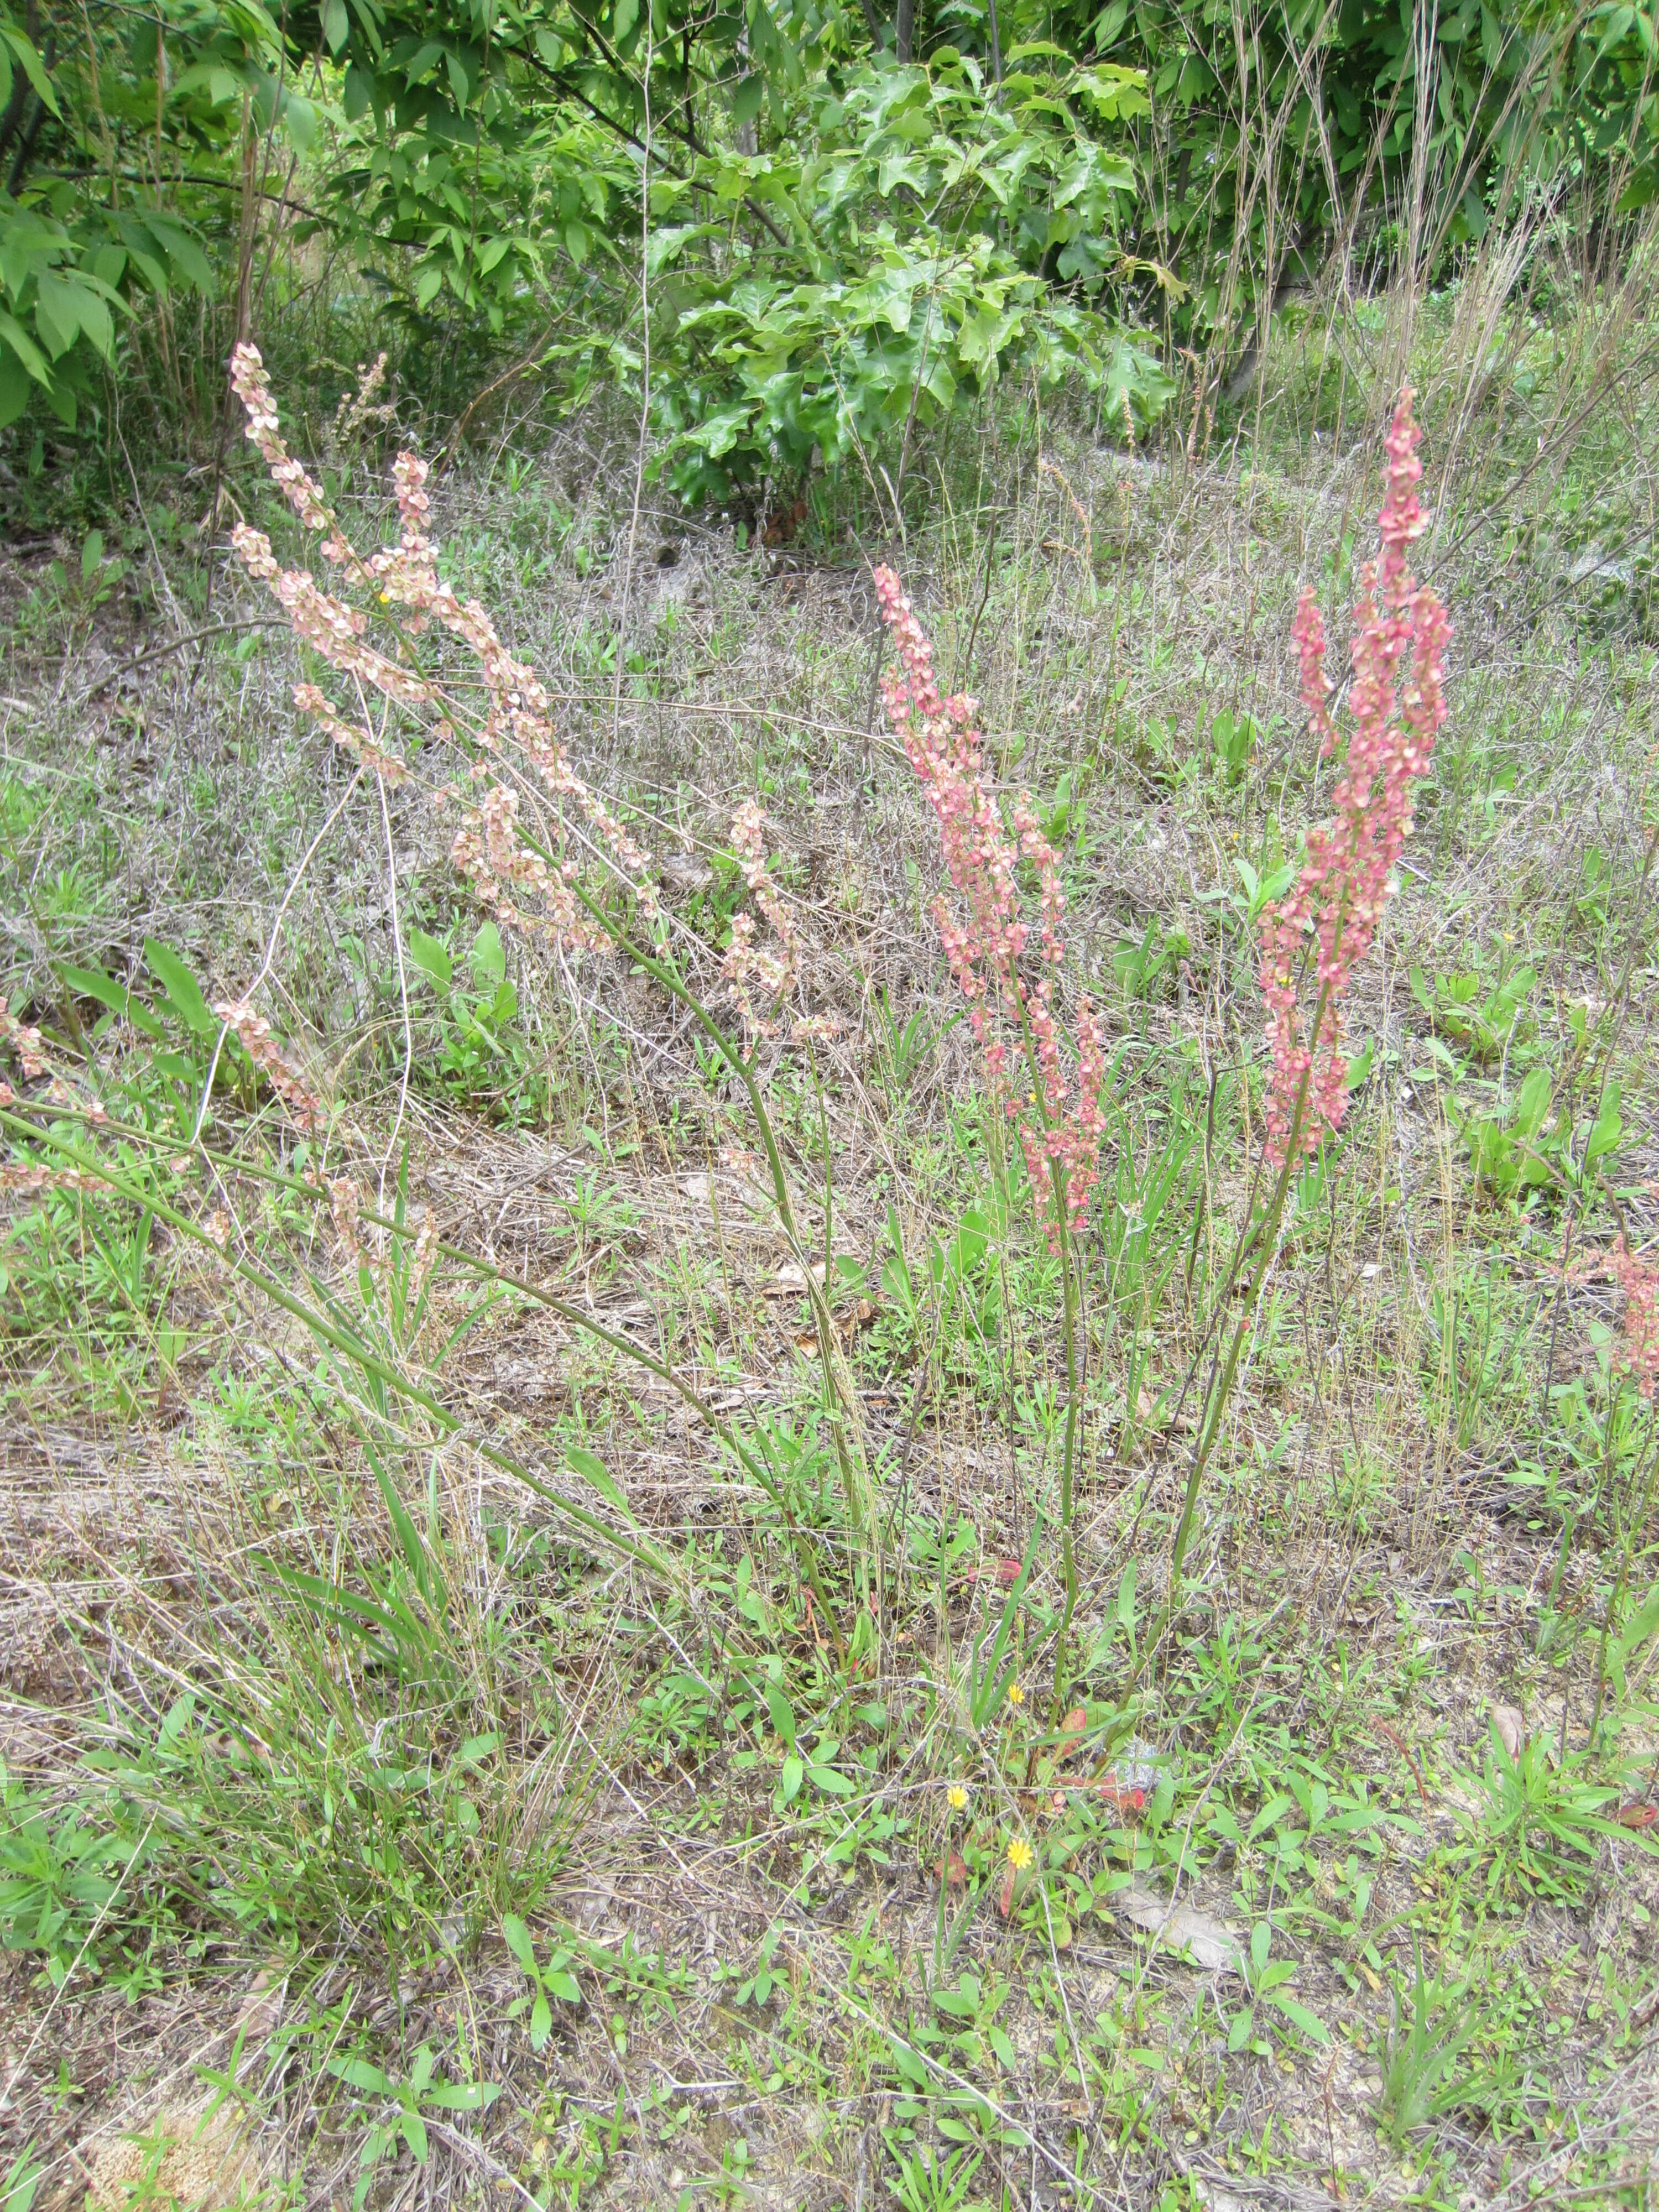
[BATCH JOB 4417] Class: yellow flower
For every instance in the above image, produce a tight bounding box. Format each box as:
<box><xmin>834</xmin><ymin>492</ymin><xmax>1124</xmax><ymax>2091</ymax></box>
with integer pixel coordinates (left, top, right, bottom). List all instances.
<box><xmin>947</xmin><ymin>1785</ymin><xmax>968</xmax><ymax>1811</ymax></box>
<box><xmin>1006</xmin><ymin>1682</ymin><xmax>1024</xmax><ymax>1707</ymax></box>
<box><xmin>1006</xmin><ymin>1836</ymin><xmax>1034</xmax><ymax>1871</ymax></box>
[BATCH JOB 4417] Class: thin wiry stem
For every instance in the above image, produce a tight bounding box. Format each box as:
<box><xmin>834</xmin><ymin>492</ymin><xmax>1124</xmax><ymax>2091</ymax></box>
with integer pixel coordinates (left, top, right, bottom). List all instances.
<box><xmin>187</xmin><ymin>769</ymin><xmax>365</xmax><ymax>1147</ymax></box>
<box><xmin>375</xmin><ymin>744</ymin><xmax>414</xmax><ymax>1214</ymax></box>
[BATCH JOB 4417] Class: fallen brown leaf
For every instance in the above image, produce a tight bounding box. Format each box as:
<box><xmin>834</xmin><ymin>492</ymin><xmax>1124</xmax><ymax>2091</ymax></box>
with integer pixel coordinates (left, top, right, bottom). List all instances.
<box><xmin>1490</xmin><ymin>1703</ymin><xmax>1525</xmax><ymax>1760</ymax></box>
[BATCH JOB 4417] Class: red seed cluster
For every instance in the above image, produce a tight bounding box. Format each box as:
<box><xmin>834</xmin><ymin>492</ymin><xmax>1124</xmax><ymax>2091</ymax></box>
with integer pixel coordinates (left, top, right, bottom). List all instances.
<box><xmin>873</xmin><ymin>567</ymin><xmax>1108</xmax><ymax>1250</ymax></box>
<box><xmin>1259</xmin><ymin>389</ymin><xmax>1451</xmax><ymax>1166</ymax></box>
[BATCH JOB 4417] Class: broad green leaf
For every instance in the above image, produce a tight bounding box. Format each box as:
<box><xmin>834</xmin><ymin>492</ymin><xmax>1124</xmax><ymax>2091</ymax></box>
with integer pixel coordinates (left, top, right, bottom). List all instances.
<box><xmin>408</xmin><ymin>927</ymin><xmax>453</xmax><ymax>989</ymax></box>
<box><xmin>765</xmin><ymin>1681</ymin><xmax>796</xmax><ymax>1752</ymax></box>
<box><xmin>422</xmin><ymin>2081</ymin><xmax>500</xmax><ymax>2113</ymax></box>
<box><xmin>332</xmin><ymin>2057</ymin><xmax>392</xmax><ymax>2094</ymax></box>
<box><xmin>144</xmin><ymin>940</ymin><xmax>217</xmax><ymax>1038</ymax></box>
<box><xmin>470</xmin><ymin>922</ymin><xmax>505</xmax><ymax>987</ymax></box>
<box><xmin>1266</xmin><ymin>1991</ymin><xmax>1329</xmax><ymax>2042</ymax></box>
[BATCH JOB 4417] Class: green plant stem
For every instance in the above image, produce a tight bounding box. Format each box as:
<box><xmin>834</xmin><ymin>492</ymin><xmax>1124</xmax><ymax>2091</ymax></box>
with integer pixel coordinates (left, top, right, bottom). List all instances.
<box><xmin>568</xmin><ymin>881</ymin><xmax>878</xmax><ymax>1589</ymax></box>
<box><xmin>1164</xmin><ymin>978</ymin><xmax>1331</xmax><ymax>1604</ymax></box>
<box><xmin>1000</xmin><ymin>983</ymin><xmax>1082</xmax><ymax>1719</ymax></box>
<box><xmin>1049</xmin><ymin>1164</ymin><xmax>1081</xmax><ymax>1718</ymax></box>
<box><xmin>1588</xmin><ymin>1397</ymin><xmax>1659</xmax><ymax>1752</ymax></box>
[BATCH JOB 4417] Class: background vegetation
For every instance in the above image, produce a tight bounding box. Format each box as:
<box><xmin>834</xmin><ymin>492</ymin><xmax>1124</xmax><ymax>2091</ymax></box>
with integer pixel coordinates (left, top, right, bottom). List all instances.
<box><xmin>6</xmin><ymin>1</ymin><xmax>1659</xmax><ymax>2209</ymax></box>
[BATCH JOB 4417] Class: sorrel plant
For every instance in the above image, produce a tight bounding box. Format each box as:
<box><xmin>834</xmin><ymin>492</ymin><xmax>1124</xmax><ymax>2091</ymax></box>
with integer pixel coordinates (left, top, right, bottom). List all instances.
<box><xmin>872</xmin><ymin>388</ymin><xmax>1451</xmax><ymax>1631</ymax></box>
<box><xmin>1166</xmin><ymin>387</ymin><xmax>1450</xmax><ymax>1594</ymax></box>
<box><xmin>873</xmin><ymin>567</ymin><xmax>1111</xmax><ymax>1705</ymax></box>
<box><xmin>3</xmin><ymin>362</ymin><xmax>1452</xmax><ymax>1702</ymax></box>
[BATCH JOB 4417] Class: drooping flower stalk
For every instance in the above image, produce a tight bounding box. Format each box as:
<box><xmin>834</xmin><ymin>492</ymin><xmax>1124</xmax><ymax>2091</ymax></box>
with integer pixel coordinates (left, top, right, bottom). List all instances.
<box><xmin>723</xmin><ymin>800</ymin><xmax>799</xmax><ymax>1039</ymax></box>
<box><xmin>874</xmin><ymin>565</ymin><xmax>1109</xmax><ymax>1708</ymax></box>
<box><xmin>211</xmin><ymin>999</ymin><xmax>323</xmax><ymax>1134</ymax></box>
<box><xmin>228</xmin><ymin>342</ymin><xmax>659</xmax><ymax>951</ymax></box>
<box><xmin>226</xmin><ymin>347</ymin><xmax>868</xmax><ymax>1640</ymax></box>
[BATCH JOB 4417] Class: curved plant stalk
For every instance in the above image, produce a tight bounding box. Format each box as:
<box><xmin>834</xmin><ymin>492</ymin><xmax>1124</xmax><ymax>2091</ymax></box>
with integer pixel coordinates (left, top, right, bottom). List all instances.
<box><xmin>2</xmin><ymin>1097</ymin><xmax>847</xmax><ymax>1649</ymax></box>
<box><xmin>221</xmin><ymin>346</ymin><xmax>878</xmax><ymax>1644</ymax></box>
<box><xmin>564</xmin><ymin>879</ymin><xmax>880</xmax><ymax>1614</ymax></box>
<box><xmin>0</xmin><ymin>1105</ymin><xmax>684</xmax><ymax>1589</ymax></box>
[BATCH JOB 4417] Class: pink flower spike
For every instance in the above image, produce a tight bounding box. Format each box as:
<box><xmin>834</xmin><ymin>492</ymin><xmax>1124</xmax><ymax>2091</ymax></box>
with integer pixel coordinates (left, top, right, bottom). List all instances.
<box><xmin>874</xmin><ymin>567</ymin><xmax>1110</xmax><ymax>1248</ymax></box>
<box><xmin>1258</xmin><ymin>389</ymin><xmax>1449</xmax><ymax>1167</ymax></box>
<box><xmin>1611</xmin><ymin>1240</ymin><xmax>1659</xmax><ymax>1401</ymax></box>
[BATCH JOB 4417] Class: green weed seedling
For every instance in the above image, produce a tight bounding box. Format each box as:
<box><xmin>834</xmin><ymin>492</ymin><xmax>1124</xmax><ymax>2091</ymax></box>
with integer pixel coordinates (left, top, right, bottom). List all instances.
<box><xmin>503</xmin><ymin>1914</ymin><xmax>582</xmax><ymax>2049</ymax></box>
<box><xmin>0</xmin><ymin>1757</ymin><xmax>156</xmax><ymax>1989</ymax></box>
<box><xmin>1454</xmin><ymin>1721</ymin><xmax>1634</xmax><ymax>1902</ymax></box>
<box><xmin>880</xmin><ymin>1202</ymin><xmax>1001</xmax><ymax>1380</ymax></box>
<box><xmin>1410</xmin><ymin>956</ymin><xmax>1536</xmax><ymax>1067</ymax></box>
<box><xmin>407</xmin><ymin>922</ymin><xmax>545</xmax><ymax>1121</ymax></box>
<box><xmin>327</xmin><ymin>2044</ymin><xmax>500</xmax><ymax>2211</ymax></box>
<box><xmin>883</xmin><ymin>2135</ymin><xmax>984</xmax><ymax>2212</ymax></box>
<box><xmin>1376</xmin><ymin>1938</ymin><xmax>1476</xmax><ymax>2148</ymax></box>
<box><xmin>1203</xmin><ymin>853</ymin><xmax>1297</xmax><ymax>944</ymax></box>
<box><xmin>928</xmin><ymin>1968</ymin><xmax>1018</xmax><ymax>2076</ymax></box>
<box><xmin>875</xmin><ymin>985</ymin><xmax>954</xmax><ymax>1110</ymax></box>
<box><xmin>1209</xmin><ymin>704</ymin><xmax>1261</xmax><ymax>783</ymax></box>
<box><xmin>1226</xmin><ymin>1921</ymin><xmax>1327</xmax><ymax>2056</ymax></box>
<box><xmin>1455</xmin><ymin>1067</ymin><xmax>1559</xmax><ymax>1202</ymax></box>
<box><xmin>732</xmin><ymin>1924</ymin><xmax>782</xmax><ymax>2008</ymax></box>
<box><xmin>1111</xmin><ymin>916</ymin><xmax>1177</xmax><ymax>1001</ymax></box>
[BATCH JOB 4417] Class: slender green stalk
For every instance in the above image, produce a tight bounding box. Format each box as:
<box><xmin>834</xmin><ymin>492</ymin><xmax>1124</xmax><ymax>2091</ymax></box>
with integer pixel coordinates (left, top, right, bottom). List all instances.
<box><xmin>1165</xmin><ymin>979</ymin><xmax>1332</xmax><ymax>1602</ymax></box>
<box><xmin>2</xmin><ymin>1098</ymin><xmax>847</xmax><ymax>1648</ymax></box>
<box><xmin>999</xmin><ymin>987</ymin><xmax>1083</xmax><ymax>1715</ymax></box>
<box><xmin>1588</xmin><ymin>1396</ymin><xmax>1659</xmax><ymax>1751</ymax></box>
<box><xmin>568</xmin><ymin>880</ymin><xmax>878</xmax><ymax>1583</ymax></box>
<box><xmin>1</xmin><ymin>1107</ymin><xmax>682</xmax><ymax>1587</ymax></box>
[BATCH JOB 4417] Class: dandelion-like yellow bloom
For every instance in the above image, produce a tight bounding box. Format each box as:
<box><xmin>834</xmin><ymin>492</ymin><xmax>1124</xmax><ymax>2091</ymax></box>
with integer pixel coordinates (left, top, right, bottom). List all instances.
<box><xmin>947</xmin><ymin>1785</ymin><xmax>968</xmax><ymax>1811</ymax></box>
<box><xmin>1006</xmin><ymin>1836</ymin><xmax>1034</xmax><ymax>1871</ymax></box>
<box><xmin>1006</xmin><ymin>1682</ymin><xmax>1024</xmax><ymax>1707</ymax></box>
